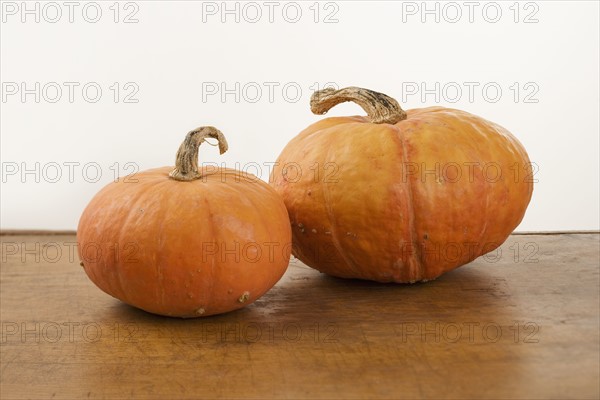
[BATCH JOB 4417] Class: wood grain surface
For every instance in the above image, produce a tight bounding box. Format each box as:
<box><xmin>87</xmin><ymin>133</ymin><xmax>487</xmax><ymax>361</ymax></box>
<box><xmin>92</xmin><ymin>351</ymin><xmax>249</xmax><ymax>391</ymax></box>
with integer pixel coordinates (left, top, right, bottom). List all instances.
<box><xmin>1</xmin><ymin>234</ymin><xmax>599</xmax><ymax>399</ymax></box>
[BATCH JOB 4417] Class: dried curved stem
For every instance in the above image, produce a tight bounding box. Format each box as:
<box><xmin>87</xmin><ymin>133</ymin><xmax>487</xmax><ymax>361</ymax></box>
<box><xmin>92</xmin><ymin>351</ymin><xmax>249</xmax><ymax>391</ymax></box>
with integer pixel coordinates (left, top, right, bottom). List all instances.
<box><xmin>169</xmin><ymin>126</ymin><xmax>228</xmax><ymax>181</ymax></box>
<box><xmin>310</xmin><ymin>86</ymin><xmax>407</xmax><ymax>124</ymax></box>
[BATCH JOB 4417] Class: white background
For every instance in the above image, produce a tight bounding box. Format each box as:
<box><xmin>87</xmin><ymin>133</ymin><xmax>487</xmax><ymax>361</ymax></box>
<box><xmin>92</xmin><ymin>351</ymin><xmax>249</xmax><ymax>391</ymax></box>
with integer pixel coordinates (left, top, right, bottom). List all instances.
<box><xmin>1</xmin><ymin>0</ymin><xmax>598</xmax><ymax>231</ymax></box>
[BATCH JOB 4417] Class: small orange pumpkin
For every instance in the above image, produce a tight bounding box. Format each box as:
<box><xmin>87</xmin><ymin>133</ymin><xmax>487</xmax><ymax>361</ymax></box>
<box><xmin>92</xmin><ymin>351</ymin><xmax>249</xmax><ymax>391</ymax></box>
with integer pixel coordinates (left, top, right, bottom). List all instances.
<box><xmin>271</xmin><ymin>87</ymin><xmax>533</xmax><ymax>283</ymax></box>
<box><xmin>78</xmin><ymin>126</ymin><xmax>291</xmax><ymax>317</ymax></box>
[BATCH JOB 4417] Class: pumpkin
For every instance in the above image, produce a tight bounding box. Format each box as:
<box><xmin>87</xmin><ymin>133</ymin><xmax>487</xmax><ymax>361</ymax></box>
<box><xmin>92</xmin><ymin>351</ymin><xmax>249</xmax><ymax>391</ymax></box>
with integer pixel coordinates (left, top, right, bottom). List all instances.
<box><xmin>270</xmin><ymin>87</ymin><xmax>533</xmax><ymax>283</ymax></box>
<box><xmin>77</xmin><ymin>126</ymin><xmax>291</xmax><ymax>317</ymax></box>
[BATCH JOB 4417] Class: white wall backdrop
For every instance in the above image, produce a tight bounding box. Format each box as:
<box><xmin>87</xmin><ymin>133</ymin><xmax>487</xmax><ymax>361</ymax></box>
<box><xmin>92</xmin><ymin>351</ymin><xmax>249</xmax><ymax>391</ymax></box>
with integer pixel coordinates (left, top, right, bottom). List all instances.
<box><xmin>1</xmin><ymin>0</ymin><xmax>599</xmax><ymax>231</ymax></box>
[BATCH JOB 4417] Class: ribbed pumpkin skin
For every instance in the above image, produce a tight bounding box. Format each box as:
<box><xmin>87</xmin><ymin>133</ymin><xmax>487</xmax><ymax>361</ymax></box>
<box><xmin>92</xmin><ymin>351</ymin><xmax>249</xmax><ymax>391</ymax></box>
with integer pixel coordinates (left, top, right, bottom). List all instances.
<box><xmin>77</xmin><ymin>167</ymin><xmax>291</xmax><ymax>317</ymax></box>
<box><xmin>271</xmin><ymin>107</ymin><xmax>533</xmax><ymax>282</ymax></box>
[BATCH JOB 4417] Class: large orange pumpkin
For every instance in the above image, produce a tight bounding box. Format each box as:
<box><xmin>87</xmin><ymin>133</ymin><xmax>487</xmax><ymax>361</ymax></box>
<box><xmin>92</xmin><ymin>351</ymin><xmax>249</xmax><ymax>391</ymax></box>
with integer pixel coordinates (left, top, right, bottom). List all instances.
<box><xmin>271</xmin><ymin>87</ymin><xmax>533</xmax><ymax>283</ymax></box>
<box><xmin>78</xmin><ymin>126</ymin><xmax>291</xmax><ymax>317</ymax></box>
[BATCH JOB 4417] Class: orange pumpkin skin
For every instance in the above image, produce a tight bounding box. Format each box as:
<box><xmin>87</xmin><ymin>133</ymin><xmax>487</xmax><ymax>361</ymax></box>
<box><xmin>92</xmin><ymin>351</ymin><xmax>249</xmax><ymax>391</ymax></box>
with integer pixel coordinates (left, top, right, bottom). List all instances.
<box><xmin>271</xmin><ymin>105</ymin><xmax>533</xmax><ymax>283</ymax></box>
<box><xmin>78</xmin><ymin>165</ymin><xmax>291</xmax><ymax>318</ymax></box>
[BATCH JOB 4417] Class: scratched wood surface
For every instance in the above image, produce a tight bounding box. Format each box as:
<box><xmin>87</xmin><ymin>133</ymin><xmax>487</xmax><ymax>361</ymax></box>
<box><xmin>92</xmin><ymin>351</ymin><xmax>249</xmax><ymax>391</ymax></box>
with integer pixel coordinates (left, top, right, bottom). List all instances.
<box><xmin>1</xmin><ymin>233</ymin><xmax>598</xmax><ymax>399</ymax></box>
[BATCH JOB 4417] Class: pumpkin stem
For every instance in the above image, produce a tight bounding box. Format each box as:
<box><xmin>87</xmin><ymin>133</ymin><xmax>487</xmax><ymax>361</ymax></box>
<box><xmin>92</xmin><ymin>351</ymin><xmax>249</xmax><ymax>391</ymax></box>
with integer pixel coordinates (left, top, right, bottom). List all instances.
<box><xmin>169</xmin><ymin>126</ymin><xmax>228</xmax><ymax>181</ymax></box>
<box><xmin>310</xmin><ymin>86</ymin><xmax>407</xmax><ymax>124</ymax></box>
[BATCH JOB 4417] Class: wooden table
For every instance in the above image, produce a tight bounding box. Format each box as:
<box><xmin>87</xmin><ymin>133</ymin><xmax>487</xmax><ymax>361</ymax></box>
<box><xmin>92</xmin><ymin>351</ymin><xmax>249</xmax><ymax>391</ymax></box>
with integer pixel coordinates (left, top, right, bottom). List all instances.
<box><xmin>1</xmin><ymin>233</ymin><xmax>598</xmax><ymax>399</ymax></box>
